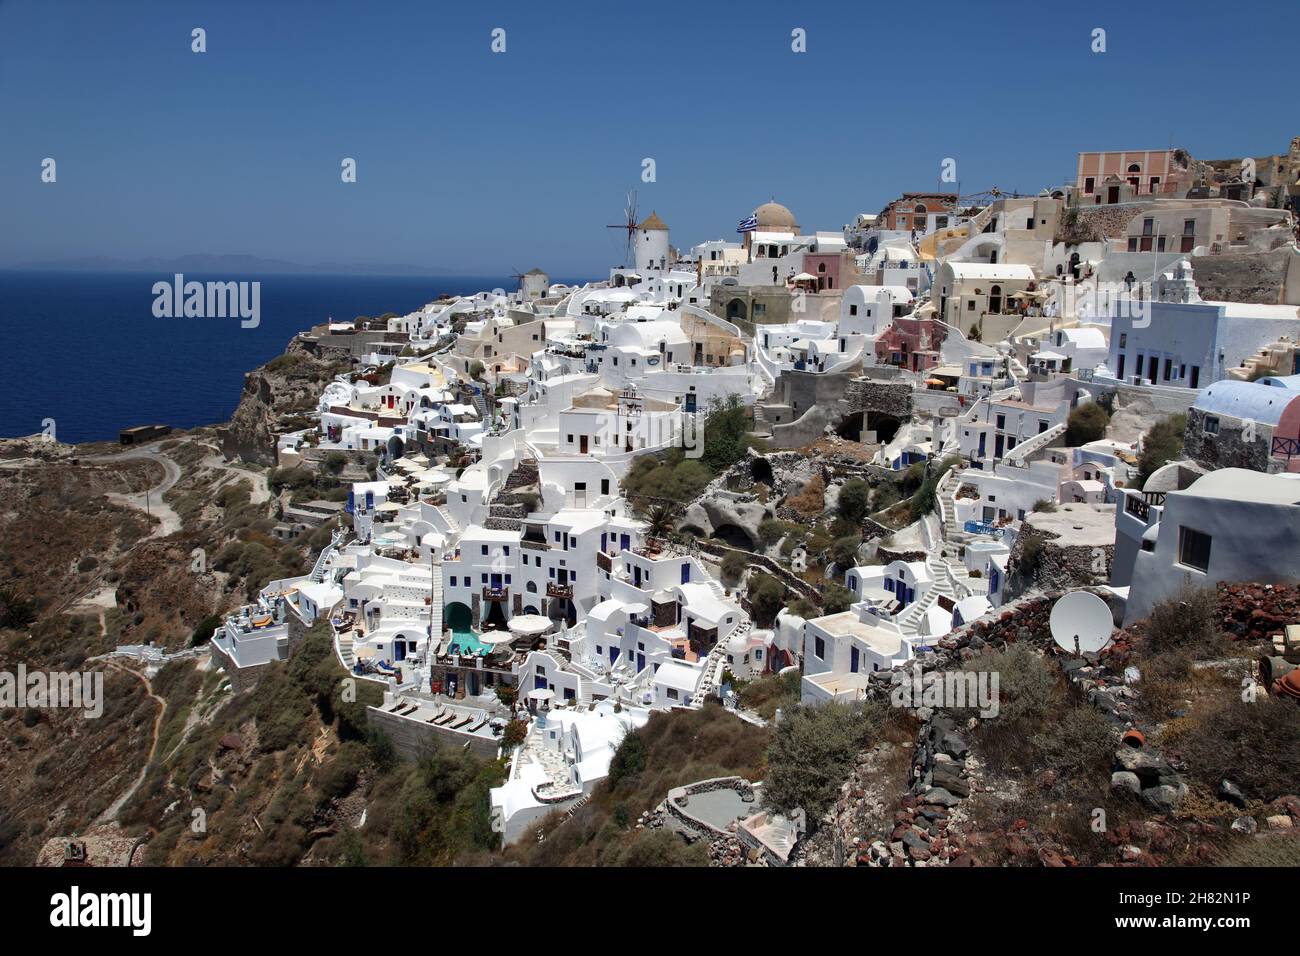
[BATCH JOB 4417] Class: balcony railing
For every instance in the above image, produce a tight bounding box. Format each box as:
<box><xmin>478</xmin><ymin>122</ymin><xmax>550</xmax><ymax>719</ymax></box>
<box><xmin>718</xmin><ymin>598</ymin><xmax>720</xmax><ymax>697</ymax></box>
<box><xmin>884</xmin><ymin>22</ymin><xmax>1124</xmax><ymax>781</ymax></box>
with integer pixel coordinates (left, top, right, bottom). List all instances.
<box><xmin>546</xmin><ymin>582</ymin><xmax>573</xmax><ymax>599</ymax></box>
<box><xmin>1124</xmin><ymin>490</ymin><xmax>1166</xmax><ymax>521</ymax></box>
<box><xmin>481</xmin><ymin>586</ymin><xmax>509</xmax><ymax>602</ymax></box>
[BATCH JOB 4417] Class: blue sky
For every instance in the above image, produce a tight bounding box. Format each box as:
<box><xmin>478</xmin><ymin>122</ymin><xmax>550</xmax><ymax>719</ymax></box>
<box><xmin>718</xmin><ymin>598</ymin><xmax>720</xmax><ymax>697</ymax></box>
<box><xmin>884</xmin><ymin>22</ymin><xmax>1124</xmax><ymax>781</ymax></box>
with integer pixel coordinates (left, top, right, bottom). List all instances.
<box><xmin>2</xmin><ymin>0</ymin><xmax>1295</xmax><ymax>276</ymax></box>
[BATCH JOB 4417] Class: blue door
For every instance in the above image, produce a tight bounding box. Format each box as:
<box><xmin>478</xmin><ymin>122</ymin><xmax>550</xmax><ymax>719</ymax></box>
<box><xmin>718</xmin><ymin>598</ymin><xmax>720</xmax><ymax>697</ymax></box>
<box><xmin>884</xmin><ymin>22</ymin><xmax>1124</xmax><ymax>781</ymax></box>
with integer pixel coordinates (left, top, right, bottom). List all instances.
<box><xmin>681</xmin><ymin>562</ymin><xmax>691</xmax><ymax>584</ymax></box>
<box><xmin>620</xmin><ymin>533</ymin><xmax>630</xmax><ymax>552</ymax></box>
<box><xmin>636</xmin><ymin>653</ymin><xmax>645</xmax><ymax>671</ymax></box>
<box><xmin>534</xmin><ymin>675</ymin><xmax>548</xmax><ymax>689</ymax></box>
<box><xmin>610</xmin><ymin>647</ymin><xmax>620</xmax><ymax>665</ymax></box>
<box><xmin>850</xmin><ymin>647</ymin><xmax>859</xmax><ymax>673</ymax></box>
<box><xmin>394</xmin><ymin>641</ymin><xmax>406</xmax><ymax>661</ymax></box>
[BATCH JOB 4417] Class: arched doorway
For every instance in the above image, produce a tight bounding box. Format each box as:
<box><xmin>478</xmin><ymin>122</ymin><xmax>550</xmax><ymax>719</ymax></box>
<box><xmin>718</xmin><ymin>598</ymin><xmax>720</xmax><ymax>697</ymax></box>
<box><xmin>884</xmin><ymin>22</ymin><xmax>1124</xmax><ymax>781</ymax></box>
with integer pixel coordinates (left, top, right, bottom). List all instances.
<box><xmin>835</xmin><ymin>411</ymin><xmax>866</xmax><ymax>442</ymax></box>
<box><xmin>547</xmin><ymin>597</ymin><xmax>576</xmax><ymax>628</ymax></box>
<box><xmin>750</xmin><ymin>457</ymin><xmax>774</xmax><ymax>487</ymax></box>
<box><xmin>726</xmin><ymin>298</ymin><xmax>748</xmax><ymax>322</ymax></box>
<box><xmin>867</xmin><ymin>412</ymin><xmax>902</xmax><ymax>445</ymax></box>
<box><xmin>988</xmin><ymin>284</ymin><xmax>1002</xmax><ymax>315</ymax></box>
<box><xmin>445</xmin><ymin>602</ymin><xmax>471</xmax><ymax>636</ymax></box>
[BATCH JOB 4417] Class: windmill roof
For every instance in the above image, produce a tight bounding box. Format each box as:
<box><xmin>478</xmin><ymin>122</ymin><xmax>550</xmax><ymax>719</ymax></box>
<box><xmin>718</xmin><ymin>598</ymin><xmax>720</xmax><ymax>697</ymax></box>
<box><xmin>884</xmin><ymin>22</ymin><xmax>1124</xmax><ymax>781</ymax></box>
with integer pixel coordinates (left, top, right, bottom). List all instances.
<box><xmin>638</xmin><ymin>211</ymin><xmax>669</xmax><ymax>230</ymax></box>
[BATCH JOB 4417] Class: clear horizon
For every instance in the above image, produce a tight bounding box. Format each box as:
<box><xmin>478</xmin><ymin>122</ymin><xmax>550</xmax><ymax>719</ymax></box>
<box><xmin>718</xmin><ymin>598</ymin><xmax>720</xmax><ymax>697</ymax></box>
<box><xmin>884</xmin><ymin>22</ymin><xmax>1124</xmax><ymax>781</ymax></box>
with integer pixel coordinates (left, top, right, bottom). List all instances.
<box><xmin>3</xmin><ymin>0</ymin><xmax>1296</xmax><ymax>275</ymax></box>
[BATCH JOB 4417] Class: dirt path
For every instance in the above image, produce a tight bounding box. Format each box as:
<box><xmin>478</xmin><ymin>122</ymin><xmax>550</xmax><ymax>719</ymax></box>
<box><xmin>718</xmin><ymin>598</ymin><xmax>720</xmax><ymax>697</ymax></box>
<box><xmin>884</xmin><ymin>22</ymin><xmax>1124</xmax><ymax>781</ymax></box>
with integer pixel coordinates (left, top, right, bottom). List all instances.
<box><xmin>200</xmin><ymin>450</ymin><xmax>272</xmax><ymax>505</ymax></box>
<box><xmin>85</xmin><ymin>443</ymin><xmax>183</xmax><ymax>538</ymax></box>
<box><xmin>95</xmin><ymin>661</ymin><xmax>166</xmax><ymax>824</ymax></box>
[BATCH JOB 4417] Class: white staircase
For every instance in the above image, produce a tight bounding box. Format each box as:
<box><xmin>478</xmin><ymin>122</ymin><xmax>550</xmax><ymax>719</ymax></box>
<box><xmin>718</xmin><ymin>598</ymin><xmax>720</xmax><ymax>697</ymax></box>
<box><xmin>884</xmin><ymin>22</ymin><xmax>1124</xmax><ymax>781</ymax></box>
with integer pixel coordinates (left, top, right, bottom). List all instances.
<box><xmin>1003</xmin><ymin>421</ymin><xmax>1066</xmax><ymax>466</ymax></box>
<box><xmin>435</xmin><ymin>504</ymin><xmax>460</xmax><ymax>535</ymax></box>
<box><xmin>429</xmin><ymin>564</ymin><xmax>444</xmax><ymax>644</ymax></box>
<box><xmin>935</xmin><ymin>465</ymin><xmax>963</xmax><ymax>543</ymax></box>
<box><xmin>337</xmin><ymin>629</ymin><xmax>355</xmax><ymax>668</ymax></box>
<box><xmin>310</xmin><ymin>529</ymin><xmax>345</xmax><ymax>583</ymax></box>
<box><xmin>691</xmin><ymin>622</ymin><xmax>747</xmax><ymax>707</ymax></box>
<box><xmin>897</xmin><ymin>555</ymin><xmax>971</xmax><ymax>635</ymax></box>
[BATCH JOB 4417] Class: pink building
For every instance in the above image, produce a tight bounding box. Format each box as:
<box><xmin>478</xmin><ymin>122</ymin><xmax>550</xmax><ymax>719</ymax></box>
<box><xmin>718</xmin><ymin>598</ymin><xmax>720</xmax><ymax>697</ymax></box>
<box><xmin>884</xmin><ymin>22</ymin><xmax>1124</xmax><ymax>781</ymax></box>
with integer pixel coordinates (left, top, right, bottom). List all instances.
<box><xmin>875</xmin><ymin>317</ymin><xmax>946</xmax><ymax>372</ymax></box>
<box><xmin>1076</xmin><ymin>150</ymin><xmax>1189</xmax><ymax>202</ymax></box>
<box><xmin>802</xmin><ymin>253</ymin><xmax>843</xmax><ymax>291</ymax></box>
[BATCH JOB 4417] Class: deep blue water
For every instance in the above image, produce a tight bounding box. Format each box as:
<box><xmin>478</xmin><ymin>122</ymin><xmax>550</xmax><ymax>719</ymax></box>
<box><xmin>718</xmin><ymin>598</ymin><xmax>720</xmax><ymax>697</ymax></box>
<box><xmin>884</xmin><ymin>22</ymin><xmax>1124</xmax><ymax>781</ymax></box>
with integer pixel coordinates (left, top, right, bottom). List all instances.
<box><xmin>0</xmin><ymin>271</ymin><xmax>573</xmax><ymax>444</ymax></box>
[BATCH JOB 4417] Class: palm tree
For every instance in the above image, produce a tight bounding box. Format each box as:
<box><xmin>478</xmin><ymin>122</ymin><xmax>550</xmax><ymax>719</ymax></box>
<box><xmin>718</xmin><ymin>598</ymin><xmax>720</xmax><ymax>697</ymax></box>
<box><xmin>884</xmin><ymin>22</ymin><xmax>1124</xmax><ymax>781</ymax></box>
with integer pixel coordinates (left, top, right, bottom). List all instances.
<box><xmin>638</xmin><ymin>500</ymin><xmax>682</xmax><ymax>549</ymax></box>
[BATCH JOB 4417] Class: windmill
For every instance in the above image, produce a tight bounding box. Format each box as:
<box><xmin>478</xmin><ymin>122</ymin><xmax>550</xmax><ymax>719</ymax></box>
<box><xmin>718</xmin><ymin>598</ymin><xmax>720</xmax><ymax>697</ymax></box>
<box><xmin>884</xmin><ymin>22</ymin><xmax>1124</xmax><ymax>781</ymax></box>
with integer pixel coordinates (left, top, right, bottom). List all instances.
<box><xmin>509</xmin><ymin>267</ymin><xmax>527</xmax><ymax>292</ymax></box>
<box><xmin>606</xmin><ymin>189</ymin><xmax>639</xmax><ymax>267</ymax></box>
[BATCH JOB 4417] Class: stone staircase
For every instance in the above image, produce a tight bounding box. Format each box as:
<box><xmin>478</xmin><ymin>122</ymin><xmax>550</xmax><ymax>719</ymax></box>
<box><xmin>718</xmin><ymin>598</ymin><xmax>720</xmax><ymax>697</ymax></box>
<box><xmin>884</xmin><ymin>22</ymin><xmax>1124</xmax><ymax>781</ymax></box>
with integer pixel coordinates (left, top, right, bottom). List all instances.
<box><xmin>504</xmin><ymin>457</ymin><xmax>539</xmax><ymax>492</ymax></box>
<box><xmin>751</xmin><ymin>404</ymin><xmax>772</xmax><ymax>437</ymax></box>
<box><xmin>691</xmin><ymin>622</ymin><xmax>748</xmax><ymax>707</ymax></box>
<box><xmin>470</xmin><ymin>389</ymin><xmax>491</xmax><ymax>423</ymax></box>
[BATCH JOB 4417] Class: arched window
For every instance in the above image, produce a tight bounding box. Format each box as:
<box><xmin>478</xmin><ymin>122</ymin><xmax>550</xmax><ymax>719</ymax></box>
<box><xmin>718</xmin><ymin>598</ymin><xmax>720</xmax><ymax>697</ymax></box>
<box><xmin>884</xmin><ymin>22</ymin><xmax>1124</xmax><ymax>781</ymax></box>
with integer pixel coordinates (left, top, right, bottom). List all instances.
<box><xmin>526</xmin><ymin>581</ymin><xmax>537</xmax><ymax>593</ymax></box>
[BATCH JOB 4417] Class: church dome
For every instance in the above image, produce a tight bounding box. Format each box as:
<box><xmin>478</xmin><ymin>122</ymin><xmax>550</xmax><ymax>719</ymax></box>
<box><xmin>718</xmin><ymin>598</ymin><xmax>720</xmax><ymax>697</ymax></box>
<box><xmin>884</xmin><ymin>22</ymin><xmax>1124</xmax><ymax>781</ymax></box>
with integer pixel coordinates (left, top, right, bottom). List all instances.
<box><xmin>754</xmin><ymin>200</ymin><xmax>798</xmax><ymax>230</ymax></box>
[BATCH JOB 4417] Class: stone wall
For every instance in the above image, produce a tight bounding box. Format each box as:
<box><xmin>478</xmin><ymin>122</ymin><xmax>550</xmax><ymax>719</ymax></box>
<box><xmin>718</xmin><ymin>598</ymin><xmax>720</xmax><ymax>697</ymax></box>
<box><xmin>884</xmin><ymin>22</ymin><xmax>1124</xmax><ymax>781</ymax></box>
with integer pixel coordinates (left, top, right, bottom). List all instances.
<box><xmin>844</xmin><ymin>378</ymin><xmax>914</xmax><ymax>419</ymax></box>
<box><xmin>366</xmin><ymin>706</ymin><xmax>501</xmax><ymax>761</ymax></box>
<box><xmin>1190</xmin><ymin>247</ymin><xmax>1297</xmax><ymax>304</ymax></box>
<box><xmin>1008</xmin><ymin>526</ymin><xmax>1114</xmax><ymax>593</ymax></box>
<box><xmin>1183</xmin><ymin>408</ymin><xmax>1273</xmax><ymax>473</ymax></box>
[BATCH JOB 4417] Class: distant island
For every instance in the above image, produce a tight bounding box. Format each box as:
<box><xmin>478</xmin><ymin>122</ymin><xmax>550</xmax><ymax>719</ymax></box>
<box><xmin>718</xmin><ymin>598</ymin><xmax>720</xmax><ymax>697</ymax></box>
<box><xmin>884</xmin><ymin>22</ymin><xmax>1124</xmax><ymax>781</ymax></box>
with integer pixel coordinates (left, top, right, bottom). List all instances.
<box><xmin>8</xmin><ymin>253</ymin><xmax>464</xmax><ymax>276</ymax></box>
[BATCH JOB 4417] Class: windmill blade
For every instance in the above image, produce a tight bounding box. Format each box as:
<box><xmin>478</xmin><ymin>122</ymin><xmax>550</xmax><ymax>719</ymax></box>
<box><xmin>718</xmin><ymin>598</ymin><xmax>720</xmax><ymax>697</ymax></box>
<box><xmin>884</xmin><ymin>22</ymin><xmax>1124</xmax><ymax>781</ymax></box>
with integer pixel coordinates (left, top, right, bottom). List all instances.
<box><xmin>625</xmin><ymin>189</ymin><xmax>638</xmax><ymax>265</ymax></box>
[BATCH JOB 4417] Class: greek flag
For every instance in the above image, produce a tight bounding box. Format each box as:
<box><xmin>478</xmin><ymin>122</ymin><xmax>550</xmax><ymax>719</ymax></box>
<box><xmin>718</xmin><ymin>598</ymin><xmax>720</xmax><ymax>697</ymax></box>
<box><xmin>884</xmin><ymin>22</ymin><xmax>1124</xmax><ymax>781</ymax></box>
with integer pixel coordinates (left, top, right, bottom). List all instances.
<box><xmin>737</xmin><ymin>215</ymin><xmax>758</xmax><ymax>233</ymax></box>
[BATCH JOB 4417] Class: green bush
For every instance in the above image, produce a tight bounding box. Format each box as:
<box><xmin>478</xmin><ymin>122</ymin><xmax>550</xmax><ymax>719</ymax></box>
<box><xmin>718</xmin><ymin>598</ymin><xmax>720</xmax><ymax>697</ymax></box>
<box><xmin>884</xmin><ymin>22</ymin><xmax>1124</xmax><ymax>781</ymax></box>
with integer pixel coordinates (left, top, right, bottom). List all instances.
<box><xmin>837</xmin><ymin>479</ymin><xmax>872</xmax><ymax>524</ymax></box>
<box><xmin>765</xmin><ymin>701</ymin><xmax>888</xmax><ymax>816</ymax></box>
<box><xmin>758</xmin><ymin>518</ymin><xmax>798</xmax><ymax>546</ymax></box>
<box><xmin>1064</xmin><ymin>401</ymin><xmax>1110</xmax><ymax>446</ymax></box>
<box><xmin>1137</xmin><ymin>413</ymin><xmax>1186</xmax><ymax>486</ymax></box>
<box><xmin>746</xmin><ymin>572</ymin><xmax>788</xmax><ymax>627</ymax></box>
<box><xmin>607</xmin><ymin>727</ymin><xmax>648</xmax><ymax>789</ymax></box>
<box><xmin>720</xmin><ymin>551</ymin><xmax>748</xmax><ymax>584</ymax></box>
<box><xmin>701</xmin><ymin>394</ymin><xmax>760</xmax><ymax>474</ymax></box>
<box><xmin>830</xmin><ymin>535</ymin><xmax>863</xmax><ymax>571</ymax></box>
<box><xmin>619</xmin><ymin>449</ymin><xmax>713</xmax><ymax>503</ymax></box>
<box><xmin>821</xmin><ymin>584</ymin><xmax>855</xmax><ymax>614</ymax></box>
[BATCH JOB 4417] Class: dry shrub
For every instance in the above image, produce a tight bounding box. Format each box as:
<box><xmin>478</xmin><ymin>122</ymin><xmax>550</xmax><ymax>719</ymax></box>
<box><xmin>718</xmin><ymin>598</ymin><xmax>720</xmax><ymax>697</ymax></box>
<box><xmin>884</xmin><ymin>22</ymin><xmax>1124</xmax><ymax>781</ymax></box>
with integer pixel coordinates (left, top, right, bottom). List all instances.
<box><xmin>786</xmin><ymin>474</ymin><xmax>826</xmax><ymax>519</ymax></box>
<box><xmin>1163</xmin><ymin>696</ymin><xmax>1300</xmax><ymax>802</ymax></box>
<box><xmin>1217</xmin><ymin>834</ymin><xmax>1300</xmax><ymax>867</ymax></box>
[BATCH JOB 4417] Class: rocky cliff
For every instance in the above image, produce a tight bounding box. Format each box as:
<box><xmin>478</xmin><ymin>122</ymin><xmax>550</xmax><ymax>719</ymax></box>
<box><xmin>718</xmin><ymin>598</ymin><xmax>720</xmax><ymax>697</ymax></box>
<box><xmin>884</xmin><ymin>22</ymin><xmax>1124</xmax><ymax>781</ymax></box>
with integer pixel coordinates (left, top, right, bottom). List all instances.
<box><xmin>218</xmin><ymin>335</ymin><xmax>347</xmax><ymax>464</ymax></box>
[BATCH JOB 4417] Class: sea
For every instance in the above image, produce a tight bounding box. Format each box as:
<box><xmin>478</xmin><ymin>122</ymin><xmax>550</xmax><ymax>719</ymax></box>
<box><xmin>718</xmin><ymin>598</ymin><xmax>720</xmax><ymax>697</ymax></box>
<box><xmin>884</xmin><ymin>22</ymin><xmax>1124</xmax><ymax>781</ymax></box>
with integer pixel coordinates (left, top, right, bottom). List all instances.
<box><xmin>0</xmin><ymin>271</ymin><xmax>575</xmax><ymax>445</ymax></box>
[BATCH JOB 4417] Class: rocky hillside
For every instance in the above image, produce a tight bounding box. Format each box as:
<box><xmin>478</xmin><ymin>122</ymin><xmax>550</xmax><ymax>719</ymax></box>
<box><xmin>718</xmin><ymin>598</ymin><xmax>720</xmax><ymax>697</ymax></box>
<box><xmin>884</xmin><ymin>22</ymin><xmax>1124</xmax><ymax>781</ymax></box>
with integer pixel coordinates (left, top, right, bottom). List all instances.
<box><xmin>219</xmin><ymin>336</ymin><xmax>350</xmax><ymax>465</ymax></box>
<box><xmin>799</xmin><ymin>584</ymin><xmax>1300</xmax><ymax>868</ymax></box>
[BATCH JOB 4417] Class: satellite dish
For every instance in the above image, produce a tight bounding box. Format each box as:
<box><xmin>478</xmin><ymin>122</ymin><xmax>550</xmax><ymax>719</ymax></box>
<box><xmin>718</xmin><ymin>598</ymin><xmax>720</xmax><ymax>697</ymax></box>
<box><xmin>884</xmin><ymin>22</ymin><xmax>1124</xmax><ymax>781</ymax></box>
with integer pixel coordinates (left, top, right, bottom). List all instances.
<box><xmin>1049</xmin><ymin>591</ymin><xmax>1113</xmax><ymax>655</ymax></box>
